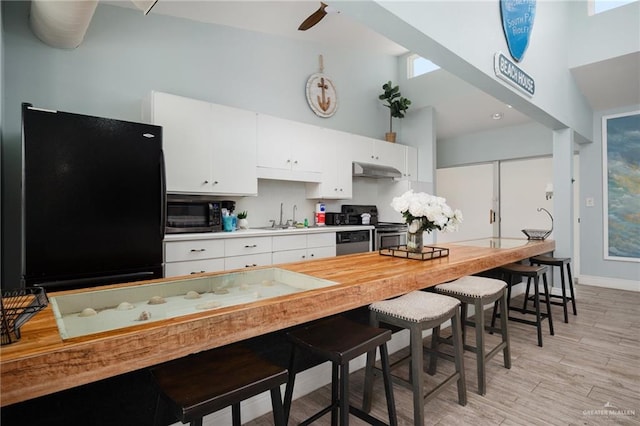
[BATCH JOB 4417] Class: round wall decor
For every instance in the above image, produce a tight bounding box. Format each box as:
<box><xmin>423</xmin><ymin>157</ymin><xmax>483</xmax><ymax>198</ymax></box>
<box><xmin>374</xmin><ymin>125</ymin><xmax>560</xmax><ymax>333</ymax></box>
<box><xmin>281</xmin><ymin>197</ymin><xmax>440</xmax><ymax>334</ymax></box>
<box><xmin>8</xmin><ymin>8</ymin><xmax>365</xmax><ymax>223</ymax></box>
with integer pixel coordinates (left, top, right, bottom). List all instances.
<box><xmin>306</xmin><ymin>73</ymin><xmax>338</xmax><ymax>118</ymax></box>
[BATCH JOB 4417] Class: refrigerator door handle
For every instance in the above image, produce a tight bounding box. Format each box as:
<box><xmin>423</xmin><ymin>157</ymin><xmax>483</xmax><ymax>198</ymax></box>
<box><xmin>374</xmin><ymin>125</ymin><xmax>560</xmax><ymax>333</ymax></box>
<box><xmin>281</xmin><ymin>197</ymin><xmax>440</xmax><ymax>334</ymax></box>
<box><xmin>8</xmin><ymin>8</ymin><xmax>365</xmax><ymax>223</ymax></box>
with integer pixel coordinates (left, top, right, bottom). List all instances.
<box><xmin>160</xmin><ymin>150</ymin><xmax>167</xmax><ymax>238</ymax></box>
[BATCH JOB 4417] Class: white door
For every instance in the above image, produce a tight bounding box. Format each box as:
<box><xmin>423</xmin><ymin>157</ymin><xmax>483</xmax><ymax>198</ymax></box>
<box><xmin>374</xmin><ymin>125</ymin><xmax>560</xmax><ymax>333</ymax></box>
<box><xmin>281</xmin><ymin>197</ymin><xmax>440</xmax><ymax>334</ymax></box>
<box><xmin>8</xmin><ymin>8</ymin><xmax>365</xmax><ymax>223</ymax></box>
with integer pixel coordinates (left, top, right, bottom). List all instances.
<box><xmin>436</xmin><ymin>163</ymin><xmax>496</xmax><ymax>242</ymax></box>
<box><xmin>500</xmin><ymin>157</ymin><xmax>553</xmax><ymax>238</ymax></box>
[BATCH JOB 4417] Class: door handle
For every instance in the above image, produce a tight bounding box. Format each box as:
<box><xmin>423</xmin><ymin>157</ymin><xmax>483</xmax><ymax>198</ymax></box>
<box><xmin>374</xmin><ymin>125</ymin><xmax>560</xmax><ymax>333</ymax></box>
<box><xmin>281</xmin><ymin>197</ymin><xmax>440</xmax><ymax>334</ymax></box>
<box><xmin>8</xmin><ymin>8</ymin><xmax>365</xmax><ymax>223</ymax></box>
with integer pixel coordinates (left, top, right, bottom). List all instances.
<box><xmin>489</xmin><ymin>209</ymin><xmax>496</xmax><ymax>224</ymax></box>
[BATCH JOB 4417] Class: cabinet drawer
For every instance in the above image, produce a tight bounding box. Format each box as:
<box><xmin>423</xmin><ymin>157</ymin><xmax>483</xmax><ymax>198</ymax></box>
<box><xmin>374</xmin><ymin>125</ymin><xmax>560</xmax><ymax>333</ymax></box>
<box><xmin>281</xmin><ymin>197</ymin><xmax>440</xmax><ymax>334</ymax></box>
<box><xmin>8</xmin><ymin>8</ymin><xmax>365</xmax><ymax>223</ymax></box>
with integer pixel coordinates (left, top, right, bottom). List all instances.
<box><xmin>272</xmin><ymin>248</ymin><xmax>308</xmax><ymax>265</ymax></box>
<box><xmin>307</xmin><ymin>232</ymin><xmax>335</xmax><ymax>248</ymax></box>
<box><xmin>225</xmin><ymin>237</ymin><xmax>272</xmax><ymax>257</ymax></box>
<box><xmin>165</xmin><ymin>239</ymin><xmax>225</xmax><ymax>263</ymax></box>
<box><xmin>307</xmin><ymin>245</ymin><xmax>336</xmax><ymax>259</ymax></box>
<box><xmin>272</xmin><ymin>234</ymin><xmax>307</xmax><ymax>251</ymax></box>
<box><xmin>165</xmin><ymin>258</ymin><xmax>225</xmax><ymax>278</ymax></box>
<box><xmin>224</xmin><ymin>253</ymin><xmax>272</xmax><ymax>270</ymax></box>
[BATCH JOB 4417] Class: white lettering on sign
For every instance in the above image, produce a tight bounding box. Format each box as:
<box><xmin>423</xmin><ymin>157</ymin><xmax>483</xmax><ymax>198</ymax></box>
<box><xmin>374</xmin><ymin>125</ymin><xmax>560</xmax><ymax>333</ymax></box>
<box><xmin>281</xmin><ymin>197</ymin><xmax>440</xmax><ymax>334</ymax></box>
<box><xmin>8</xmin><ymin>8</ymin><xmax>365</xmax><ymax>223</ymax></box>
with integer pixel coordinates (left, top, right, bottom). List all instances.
<box><xmin>494</xmin><ymin>52</ymin><xmax>535</xmax><ymax>96</ymax></box>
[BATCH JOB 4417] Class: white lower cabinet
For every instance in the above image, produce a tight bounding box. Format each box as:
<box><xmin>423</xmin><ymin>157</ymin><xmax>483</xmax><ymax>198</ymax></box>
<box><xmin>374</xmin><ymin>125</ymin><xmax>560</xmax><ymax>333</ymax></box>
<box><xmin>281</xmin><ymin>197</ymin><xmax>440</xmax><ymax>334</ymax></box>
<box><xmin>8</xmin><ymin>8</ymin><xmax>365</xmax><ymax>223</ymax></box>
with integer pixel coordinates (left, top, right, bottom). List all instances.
<box><xmin>272</xmin><ymin>233</ymin><xmax>336</xmax><ymax>264</ymax></box>
<box><xmin>165</xmin><ymin>231</ymin><xmax>337</xmax><ymax>276</ymax></box>
<box><xmin>164</xmin><ymin>239</ymin><xmax>225</xmax><ymax>277</ymax></box>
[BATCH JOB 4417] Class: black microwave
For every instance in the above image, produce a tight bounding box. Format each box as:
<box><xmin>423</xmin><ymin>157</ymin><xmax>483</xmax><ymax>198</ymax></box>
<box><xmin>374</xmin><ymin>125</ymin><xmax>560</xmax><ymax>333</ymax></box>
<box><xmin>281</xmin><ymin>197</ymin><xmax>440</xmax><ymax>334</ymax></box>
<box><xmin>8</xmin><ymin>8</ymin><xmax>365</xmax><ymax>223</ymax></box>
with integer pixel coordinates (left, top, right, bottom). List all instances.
<box><xmin>166</xmin><ymin>195</ymin><xmax>222</xmax><ymax>234</ymax></box>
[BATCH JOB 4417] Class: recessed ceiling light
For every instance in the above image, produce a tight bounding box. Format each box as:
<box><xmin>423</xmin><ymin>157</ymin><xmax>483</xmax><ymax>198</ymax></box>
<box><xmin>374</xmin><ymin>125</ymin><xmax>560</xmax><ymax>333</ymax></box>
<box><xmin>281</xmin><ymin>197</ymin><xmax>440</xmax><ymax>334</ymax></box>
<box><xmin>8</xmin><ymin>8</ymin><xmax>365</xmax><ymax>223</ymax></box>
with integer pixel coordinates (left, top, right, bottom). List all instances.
<box><xmin>506</xmin><ymin>104</ymin><xmax>513</xmax><ymax>109</ymax></box>
<box><xmin>492</xmin><ymin>112</ymin><xmax>503</xmax><ymax>120</ymax></box>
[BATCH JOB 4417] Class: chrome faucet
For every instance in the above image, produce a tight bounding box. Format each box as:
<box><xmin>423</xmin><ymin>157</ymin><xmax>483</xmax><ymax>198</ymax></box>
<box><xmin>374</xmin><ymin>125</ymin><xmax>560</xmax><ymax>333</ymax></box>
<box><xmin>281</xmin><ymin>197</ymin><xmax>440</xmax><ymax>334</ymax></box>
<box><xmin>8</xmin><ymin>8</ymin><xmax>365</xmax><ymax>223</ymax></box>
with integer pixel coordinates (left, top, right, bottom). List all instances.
<box><xmin>293</xmin><ymin>204</ymin><xmax>297</xmax><ymax>225</ymax></box>
<box><xmin>279</xmin><ymin>202</ymin><xmax>284</xmax><ymax>227</ymax></box>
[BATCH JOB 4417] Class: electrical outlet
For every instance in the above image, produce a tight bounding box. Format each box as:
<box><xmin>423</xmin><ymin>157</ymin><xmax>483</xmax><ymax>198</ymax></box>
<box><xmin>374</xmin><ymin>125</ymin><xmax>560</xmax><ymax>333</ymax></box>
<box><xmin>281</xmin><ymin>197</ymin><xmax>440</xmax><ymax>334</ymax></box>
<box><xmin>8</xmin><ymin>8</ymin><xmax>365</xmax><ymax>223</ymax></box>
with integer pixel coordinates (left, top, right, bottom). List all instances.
<box><xmin>586</xmin><ymin>197</ymin><xmax>595</xmax><ymax>207</ymax></box>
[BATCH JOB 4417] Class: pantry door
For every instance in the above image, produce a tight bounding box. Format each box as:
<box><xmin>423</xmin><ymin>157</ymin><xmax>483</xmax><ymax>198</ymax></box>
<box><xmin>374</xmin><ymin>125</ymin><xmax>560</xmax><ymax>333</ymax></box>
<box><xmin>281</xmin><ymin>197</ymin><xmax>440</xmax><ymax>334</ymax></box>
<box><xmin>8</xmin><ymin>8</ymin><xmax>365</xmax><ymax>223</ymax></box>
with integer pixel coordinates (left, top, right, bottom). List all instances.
<box><xmin>500</xmin><ymin>157</ymin><xmax>554</xmax><ymax>238</ymax></box>
<box><xmin>436</xmin><ymin>163</ymin><xmax>497</xmax><ymax>243</ymax></box>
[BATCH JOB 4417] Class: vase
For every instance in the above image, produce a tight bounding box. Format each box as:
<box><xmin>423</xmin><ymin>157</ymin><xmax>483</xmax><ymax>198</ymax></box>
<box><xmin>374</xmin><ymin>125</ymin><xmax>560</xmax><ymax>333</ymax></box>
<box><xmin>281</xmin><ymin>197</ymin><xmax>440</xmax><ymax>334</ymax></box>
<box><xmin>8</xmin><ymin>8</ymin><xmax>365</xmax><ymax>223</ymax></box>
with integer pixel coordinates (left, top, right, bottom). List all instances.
<box><xmin>238</xmin><ymin>218</ymin><xmax>249</xmax><ymax>230</ymax></box>
<box><xmin>406</xmin><ymin>230</ymin><xmax>423</xmax><ymax>253</ymax></box>
<box><xmin>384</xmin><ymin>132</ymin><xmax>396</xmax><ymax>143</ymax></box>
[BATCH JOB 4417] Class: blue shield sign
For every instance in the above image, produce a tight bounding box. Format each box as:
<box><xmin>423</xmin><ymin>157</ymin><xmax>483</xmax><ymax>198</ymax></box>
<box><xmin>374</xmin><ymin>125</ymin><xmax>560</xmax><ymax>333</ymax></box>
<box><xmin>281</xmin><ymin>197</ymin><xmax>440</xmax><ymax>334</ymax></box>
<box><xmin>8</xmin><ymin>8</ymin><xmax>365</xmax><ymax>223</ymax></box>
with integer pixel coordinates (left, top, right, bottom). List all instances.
<box><xmin>500</xmin><ymin>0</ymin><xmax>536</xmax><ymax>62</ymax></box>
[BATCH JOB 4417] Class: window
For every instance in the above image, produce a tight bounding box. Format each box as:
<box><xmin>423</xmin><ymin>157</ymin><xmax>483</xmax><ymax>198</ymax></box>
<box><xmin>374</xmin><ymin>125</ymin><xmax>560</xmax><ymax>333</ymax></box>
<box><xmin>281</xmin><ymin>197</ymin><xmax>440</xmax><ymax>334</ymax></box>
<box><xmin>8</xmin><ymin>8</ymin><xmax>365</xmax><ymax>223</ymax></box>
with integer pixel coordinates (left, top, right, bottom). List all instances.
<box><xmin>591</xmin><ymin>0</ymin><xmax>636</xmax><ymax>14</ymax></box>
<box><xmin>408</xmin><ymin>54</ymin><xmax>440</xmax><ymax>78</ymax></box>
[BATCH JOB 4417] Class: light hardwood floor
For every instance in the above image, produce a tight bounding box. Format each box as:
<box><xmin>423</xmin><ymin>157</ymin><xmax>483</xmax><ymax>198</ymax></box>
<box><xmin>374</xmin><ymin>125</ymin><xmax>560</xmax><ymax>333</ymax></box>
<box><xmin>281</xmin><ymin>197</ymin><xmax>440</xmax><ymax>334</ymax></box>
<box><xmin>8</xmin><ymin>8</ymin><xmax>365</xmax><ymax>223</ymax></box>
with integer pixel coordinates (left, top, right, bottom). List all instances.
<box><xmin>247</xmin><ymin>284</ymin><xmax>640</xmax><ymax>425</ymax></box>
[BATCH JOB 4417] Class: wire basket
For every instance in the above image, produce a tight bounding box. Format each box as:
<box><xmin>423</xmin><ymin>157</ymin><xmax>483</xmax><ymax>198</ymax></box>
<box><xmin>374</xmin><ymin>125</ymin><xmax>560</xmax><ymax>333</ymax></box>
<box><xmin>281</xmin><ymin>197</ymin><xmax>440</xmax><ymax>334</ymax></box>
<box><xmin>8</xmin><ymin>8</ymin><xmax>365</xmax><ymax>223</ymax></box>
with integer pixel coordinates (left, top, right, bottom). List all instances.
<box><xmin>1</xmin><ymin>287</ymin><xmax>48</xmax><ymax>345</ymax></box>
<box><xmin>521</xmin><ymin>207</ymin><xmax>554</xmax><ymax>240</ymax></box>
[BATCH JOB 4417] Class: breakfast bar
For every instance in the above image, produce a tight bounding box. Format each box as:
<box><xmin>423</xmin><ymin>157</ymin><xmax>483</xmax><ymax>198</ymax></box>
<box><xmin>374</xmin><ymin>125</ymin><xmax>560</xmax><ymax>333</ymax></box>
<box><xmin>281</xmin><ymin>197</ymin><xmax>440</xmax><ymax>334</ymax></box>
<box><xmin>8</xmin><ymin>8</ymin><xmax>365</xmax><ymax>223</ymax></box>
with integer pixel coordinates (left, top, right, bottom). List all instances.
<box><xmin>0</xmin><ymin>238</ymin><xmax>554</xmax><ymax>407</ymax></box>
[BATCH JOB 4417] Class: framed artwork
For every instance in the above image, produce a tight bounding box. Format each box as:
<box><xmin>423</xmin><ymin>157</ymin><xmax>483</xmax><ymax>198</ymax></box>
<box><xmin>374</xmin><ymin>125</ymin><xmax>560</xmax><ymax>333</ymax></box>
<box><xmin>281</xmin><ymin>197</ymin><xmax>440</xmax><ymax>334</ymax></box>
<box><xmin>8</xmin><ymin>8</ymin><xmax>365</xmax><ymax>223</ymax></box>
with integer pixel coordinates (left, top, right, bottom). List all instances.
<box><xmin>602</xmin><ymin>110</ymin><xmax>640</xmax><ymax>261</ymax></box>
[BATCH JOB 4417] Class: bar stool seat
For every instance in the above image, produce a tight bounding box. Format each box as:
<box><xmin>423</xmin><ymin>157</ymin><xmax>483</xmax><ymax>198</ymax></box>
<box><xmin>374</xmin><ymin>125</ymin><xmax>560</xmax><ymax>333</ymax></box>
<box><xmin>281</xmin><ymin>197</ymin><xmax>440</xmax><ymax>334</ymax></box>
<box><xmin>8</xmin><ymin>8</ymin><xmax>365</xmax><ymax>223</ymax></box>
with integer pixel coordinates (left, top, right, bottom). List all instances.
<box><xmin>150</xmin><ymin>344</ymin><xmax>288</xmax><ymax>426</ymax></box>
<box><xmin>434</xmin><ymin>276</ymin><xmax>511</xmax><ymax>395</ymax></box>
<box><xmin>283</xmin><ymin>315</ymin><xmax>397</xmax><ymax>426</ymax></box>
<box><xmin>492</xmin><ymin>263</ymin><xmax>554</xmax><ymax>347</ymax></box>
<box><xmin>363</xmin><ymin>291</ymin><xmax>466</xmax><ymax>426</ymax></box>
<box><xmin>526</xmin><ymin>255</ymin><xmax>576</xmax><ymax>323</ymax></box>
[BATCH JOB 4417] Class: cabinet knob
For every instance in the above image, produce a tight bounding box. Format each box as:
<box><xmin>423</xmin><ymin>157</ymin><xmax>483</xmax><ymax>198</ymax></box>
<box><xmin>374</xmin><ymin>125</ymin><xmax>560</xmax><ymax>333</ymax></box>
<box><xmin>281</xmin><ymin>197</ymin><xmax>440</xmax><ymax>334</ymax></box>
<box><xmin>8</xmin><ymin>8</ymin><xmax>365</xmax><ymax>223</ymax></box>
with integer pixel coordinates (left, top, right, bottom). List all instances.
<box><xmin>190</xmin><ymin>248</ymin><xmax>206</xmax><ymax>252</ymax></box>
<box><xmin>244</xmin><ymin>244</ymin><xmax>257</xmax><ymax>248</ymax></box>
<box><xmin>310</xmin><ymin>253</ymin><xmax>315</xmax><ymax>257</ymax></box>
<box><xmin>294</xmin><ymin>160</ymin><xmax>298</xmax><ymax>164</ymax></box>
<box><xmin>375</xmin><ymin>156</ymin><xmax>379</xmax><ymax>160</ymax></box>
<box><xmin>301</xmin><ymin>255</ymin><xmax>306</xmax><ymax>259</ymax></box>
<box><xmin>203</xmin><ymin>180</ymin><xmax>209</xmax><ymax>184</ymax></box>
<box><xmin>213</xmin><ymin>181</ymin><xmax>219</xmax><ymax>184</ymax></box>
<box><xmin>287</xmin><ymin>159</ymin><xmax>291</xmax><ymax>163</ymax></box>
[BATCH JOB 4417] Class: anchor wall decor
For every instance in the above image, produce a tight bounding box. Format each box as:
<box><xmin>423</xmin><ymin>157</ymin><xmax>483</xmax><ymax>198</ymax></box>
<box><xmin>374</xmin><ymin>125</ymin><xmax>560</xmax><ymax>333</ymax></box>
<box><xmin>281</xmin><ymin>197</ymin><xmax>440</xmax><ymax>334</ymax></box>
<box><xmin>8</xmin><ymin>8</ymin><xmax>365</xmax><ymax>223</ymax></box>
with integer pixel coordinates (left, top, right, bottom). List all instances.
<box><xmin>305</xmin><ymin>55</ymin><xmax>338</xmax><ymax>118</ymax></box>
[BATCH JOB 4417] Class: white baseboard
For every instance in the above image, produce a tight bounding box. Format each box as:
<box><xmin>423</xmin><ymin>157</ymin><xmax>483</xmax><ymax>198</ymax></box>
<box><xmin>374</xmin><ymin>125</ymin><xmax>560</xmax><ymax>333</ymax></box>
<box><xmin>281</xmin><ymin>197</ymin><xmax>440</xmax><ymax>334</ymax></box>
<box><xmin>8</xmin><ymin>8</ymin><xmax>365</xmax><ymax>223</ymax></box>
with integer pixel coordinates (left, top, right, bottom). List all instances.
<box><xmin>577</xmin><ymin>275</ymin><xmax>640</xmax><ymax>292</ymax></box>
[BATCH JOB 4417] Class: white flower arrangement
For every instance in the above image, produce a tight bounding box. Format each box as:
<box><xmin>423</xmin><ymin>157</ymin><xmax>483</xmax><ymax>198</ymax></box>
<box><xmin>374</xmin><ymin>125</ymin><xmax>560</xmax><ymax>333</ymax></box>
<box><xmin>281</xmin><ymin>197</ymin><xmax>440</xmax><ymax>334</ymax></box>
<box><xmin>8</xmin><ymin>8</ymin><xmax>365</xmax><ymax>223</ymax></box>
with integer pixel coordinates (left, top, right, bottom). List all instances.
<box><xmin>391</xmin><ymin>190</ymin><xmax>463</xmax><ymax>233</ymax></box>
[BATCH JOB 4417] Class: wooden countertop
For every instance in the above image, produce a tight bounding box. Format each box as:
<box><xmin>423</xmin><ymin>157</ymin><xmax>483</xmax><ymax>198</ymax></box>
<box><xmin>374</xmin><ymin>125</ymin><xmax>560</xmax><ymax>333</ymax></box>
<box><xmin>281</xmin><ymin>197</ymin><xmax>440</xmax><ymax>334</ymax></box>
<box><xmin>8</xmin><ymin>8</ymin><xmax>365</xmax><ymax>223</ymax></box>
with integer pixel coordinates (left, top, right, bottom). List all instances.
<box><xmin>0</xmin><ymin>238</ymin><xmax>553</xmax><ymax>407</ymax></box>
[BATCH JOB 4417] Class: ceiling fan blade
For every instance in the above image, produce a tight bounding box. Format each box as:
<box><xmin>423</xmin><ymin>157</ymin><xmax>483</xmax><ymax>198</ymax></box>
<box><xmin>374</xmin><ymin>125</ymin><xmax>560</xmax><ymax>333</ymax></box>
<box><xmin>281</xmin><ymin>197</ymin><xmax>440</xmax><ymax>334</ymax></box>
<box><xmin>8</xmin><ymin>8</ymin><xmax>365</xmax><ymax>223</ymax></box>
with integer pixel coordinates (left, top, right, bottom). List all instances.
<box><xmin>298</xmin><ymin>2</ymin><xmax>328</xmax><ymax>31</ymax></box>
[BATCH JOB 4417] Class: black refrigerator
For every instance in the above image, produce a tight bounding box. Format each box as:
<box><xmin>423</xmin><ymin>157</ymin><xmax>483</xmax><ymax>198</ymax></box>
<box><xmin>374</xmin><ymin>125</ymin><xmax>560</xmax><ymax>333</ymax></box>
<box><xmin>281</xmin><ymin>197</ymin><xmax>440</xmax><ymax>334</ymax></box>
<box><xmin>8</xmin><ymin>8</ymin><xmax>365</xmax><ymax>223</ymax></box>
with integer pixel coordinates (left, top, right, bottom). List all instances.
<box><xmin>21</xmin><ymin>104</ymin><xmax>165</xmax><ymax>291</ymax></box>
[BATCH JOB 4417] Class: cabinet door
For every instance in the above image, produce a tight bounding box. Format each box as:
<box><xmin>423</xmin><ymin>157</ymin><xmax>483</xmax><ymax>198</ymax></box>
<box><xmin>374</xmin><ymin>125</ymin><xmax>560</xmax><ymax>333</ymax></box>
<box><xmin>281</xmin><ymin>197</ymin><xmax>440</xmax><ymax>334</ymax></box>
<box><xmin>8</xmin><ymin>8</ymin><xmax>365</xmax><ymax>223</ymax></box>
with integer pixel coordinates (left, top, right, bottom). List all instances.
<box><xmin>272</xmin><ymin>248</ymin><xmax>308</xmax><ymax>264</ymax></box>
<box><xmin>404</xmin><ymin>145</ymin><xmax>418</xmax><ymax>181</ymax></box>
<box><xmin>272</xmin><ymin>234</ymin><xmax>307</xmax><ymax>252</ymax></box>
<box><xmin>306</xmin><ymin>130</ymin><xmax>352</xmax><ymax>199</ymax></box>
<box><xmin>307</xmin><ymin>232</ymin><xmax>335</xmax><ymax>248</ymax></box>
<box><xmin>374</xmin><ymin>139</ymin><xmax>406</xmax><ymax>172</ymax></box>
<box><xmin>152</xmin><ymin>92</ymin><xmax>212</xmax><ymax>193</ymax></box>
<box><xmin>306</xmin><ymin>245</ymin><xmax>336</xmax><ymax>260</ymax></box>
<box><xmin>349</xmin><ymin>134</ymin><xmax>375</xmax><ymax>164</ymax></box>
<box><xmin>210</xmin><ymin>104</ymin><xmax>258</xmax><ymax>195</ymax></box>
<box><xmin>256</xmin><ymin>114</ymin><xmax>294</xmax><ymax>171</ymax></box>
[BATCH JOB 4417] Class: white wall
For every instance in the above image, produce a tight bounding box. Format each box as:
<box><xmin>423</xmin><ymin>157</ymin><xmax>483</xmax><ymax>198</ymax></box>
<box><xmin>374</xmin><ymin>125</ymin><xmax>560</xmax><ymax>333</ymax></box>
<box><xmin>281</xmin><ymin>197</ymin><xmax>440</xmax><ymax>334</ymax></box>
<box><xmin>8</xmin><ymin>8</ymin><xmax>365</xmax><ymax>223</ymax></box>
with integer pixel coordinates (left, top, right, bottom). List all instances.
<box><xmin>568</xmin><ymin>1</ymin><xmax>640</xmax><ymax>67</ymax></box>
<box><xmin>0</xmin><ymin>2</ymin><xmax>398</xmax><ymax>285</ymax></box>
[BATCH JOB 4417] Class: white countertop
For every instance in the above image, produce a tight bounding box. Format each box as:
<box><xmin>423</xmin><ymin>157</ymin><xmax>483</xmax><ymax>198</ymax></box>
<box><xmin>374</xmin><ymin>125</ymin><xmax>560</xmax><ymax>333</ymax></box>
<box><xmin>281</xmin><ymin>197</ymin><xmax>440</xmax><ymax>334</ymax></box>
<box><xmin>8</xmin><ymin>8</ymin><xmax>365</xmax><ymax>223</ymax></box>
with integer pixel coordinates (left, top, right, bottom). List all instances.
<box><xmin>164</xmin><ymin>225</ymin><xmax>374</xmax><ymax>241</ymax></box>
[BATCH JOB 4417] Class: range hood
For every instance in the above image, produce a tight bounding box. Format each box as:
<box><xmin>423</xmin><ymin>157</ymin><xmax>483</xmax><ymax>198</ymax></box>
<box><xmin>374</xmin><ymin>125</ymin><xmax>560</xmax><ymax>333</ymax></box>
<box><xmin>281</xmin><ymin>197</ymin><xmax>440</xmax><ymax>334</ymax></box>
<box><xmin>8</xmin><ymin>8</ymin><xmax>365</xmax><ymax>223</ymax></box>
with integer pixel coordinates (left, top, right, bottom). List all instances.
<box><xmin>352</xmin><ymin>162</ymin><xmax>402</xmax><ymax>179</ymax></box>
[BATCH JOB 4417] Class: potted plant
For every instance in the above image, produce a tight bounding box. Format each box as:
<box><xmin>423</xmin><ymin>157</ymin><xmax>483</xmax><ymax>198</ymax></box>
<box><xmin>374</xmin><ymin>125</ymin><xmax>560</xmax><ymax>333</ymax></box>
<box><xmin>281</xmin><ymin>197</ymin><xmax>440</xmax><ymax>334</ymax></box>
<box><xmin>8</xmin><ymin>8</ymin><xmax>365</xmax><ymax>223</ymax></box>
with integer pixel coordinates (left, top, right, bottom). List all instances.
<box><xmin>379</xmin><ymin>81</ymin><xmax>411</xmax><ymax>143</ymax></box>
<box><xmin>237</xmin><ymin>211</ymin><xmax>249</xmax><ymax>230</ymax></box>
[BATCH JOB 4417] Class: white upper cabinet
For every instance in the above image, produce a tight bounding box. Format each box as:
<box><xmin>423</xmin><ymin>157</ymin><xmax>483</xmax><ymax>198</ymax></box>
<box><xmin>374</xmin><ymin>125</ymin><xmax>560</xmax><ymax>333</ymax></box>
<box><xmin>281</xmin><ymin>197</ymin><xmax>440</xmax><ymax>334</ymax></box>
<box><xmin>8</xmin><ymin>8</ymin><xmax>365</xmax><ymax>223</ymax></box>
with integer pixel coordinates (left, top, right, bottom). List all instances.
<box><xmin>403</xmin><ymin>145</ymin><xmax>418</xmax><ymax>181</ymax></box>
<box><xmin>145</xmin><ymin>91</ymin><xmax>257</xmax><ymax>195</ymax></box>
<box><xmin>349</xmin><ymin>134</ymin><xmax>406</xmax><ymax>174</ymax></box>
<box><xmin>256</xmin><ymin>114</ymin><xmax>323</xmax><ymax>182</ymax></box>
<box><xmin>209</xmin><ymin>103</ymin><xmax>258</xmax><ymax>195</ymax></box>
<box><xmin>306</xmin><ymin>127</ymin><xmax>353</xmax><ymax>199</ymax></box>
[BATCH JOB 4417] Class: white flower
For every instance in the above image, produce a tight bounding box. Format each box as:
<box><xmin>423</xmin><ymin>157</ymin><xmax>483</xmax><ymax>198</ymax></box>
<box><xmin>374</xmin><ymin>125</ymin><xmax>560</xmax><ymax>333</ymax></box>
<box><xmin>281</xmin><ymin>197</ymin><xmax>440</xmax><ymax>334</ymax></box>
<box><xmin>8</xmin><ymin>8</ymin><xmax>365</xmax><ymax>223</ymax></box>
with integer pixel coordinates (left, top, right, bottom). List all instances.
<box><xmin>390</xmin><ymin>190</ymin><xmax>463</xmax><ymax>233</ymax></box>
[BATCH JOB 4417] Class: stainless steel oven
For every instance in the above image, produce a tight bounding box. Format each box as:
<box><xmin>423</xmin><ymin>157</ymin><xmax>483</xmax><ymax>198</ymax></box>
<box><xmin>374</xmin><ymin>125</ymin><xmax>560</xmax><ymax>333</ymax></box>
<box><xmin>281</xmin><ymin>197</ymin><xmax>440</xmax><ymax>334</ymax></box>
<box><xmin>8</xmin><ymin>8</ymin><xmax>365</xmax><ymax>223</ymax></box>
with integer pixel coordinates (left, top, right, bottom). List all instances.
<box><xmin>374</xmin><ymin>223</ymin><xmax>408</xmax><ymax>251</ymax></box>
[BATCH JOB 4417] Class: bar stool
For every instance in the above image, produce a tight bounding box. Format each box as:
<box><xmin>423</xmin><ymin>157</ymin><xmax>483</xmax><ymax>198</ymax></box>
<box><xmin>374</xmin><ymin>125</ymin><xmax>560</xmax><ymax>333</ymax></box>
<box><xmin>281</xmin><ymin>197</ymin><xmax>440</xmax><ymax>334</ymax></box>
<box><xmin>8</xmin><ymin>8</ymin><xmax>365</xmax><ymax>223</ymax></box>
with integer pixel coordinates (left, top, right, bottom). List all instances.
<box><xmin>434</xmin><ymin>276</ymin><xmax>511</xmax><ymax>395</ymax></box>
<box><xmin>491</xmin><ymin>263</ymin><xmax>554</xmax><ymax>347</ymax></box>
<box><xmin>150</xmin><ymin>343</ymin><xmax>288</xmax><ymax>426</ymax></box>
<box><xmin>363</xmin><ymin>291</ymin><xmax>466</xmax><ymax>426</ymax></box>
<box><xmin>283</xmin><ymin>315</ymin><xmax>397</xmax><ymax>426</ymax></box>
<box><xmin>524</xmin><ymin>255</ymin><xmax>576</xmax><ymax>323</ymax></box>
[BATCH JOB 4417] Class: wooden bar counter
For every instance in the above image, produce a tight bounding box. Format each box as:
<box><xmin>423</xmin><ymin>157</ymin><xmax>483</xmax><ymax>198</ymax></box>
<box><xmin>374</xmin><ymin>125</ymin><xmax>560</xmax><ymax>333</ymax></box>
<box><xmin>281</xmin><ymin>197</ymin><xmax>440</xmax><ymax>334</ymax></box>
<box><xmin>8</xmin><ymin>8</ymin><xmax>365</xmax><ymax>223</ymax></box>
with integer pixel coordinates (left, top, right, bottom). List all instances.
<box><xmin>0</xmin><ymin>238</ymin><xmax>553</xmax><ymax>407</ymax></box>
